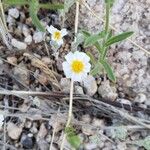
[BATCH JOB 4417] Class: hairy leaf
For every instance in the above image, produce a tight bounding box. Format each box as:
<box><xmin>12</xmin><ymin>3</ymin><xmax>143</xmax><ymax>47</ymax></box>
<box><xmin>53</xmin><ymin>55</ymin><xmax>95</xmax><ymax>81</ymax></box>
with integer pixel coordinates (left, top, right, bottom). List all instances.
<box><xmin>82</xmin><ymin>30</ymin><xmax>103</xmax><ymax>53</ymax></box>
<box><xmin>100</xmin><ymin>60</ymin><xmax>116</xmax><ymax>82</ymax></box>
<box><xmin>105</xmin><ymin>31</ymin><xmax>134</xmax><ymax>47</ymax></box>
<box><xmin>3</xmin><ymin>0</ymin><xmax>28</xmax><ymax>5</ymax></box>
<box><xmin>90</xmin><ymin>63</ymin><xmax>102</xmax><ymax>76</ymax></box>
<box><xmin>29</xmin><ymin>0</ymin><xmax>45</xmax><ymax>32</ymax></box>
<box><xmin>84</xmin><ymin>31</ymin><xmax>105</xmax><ymax>47</ymax></box>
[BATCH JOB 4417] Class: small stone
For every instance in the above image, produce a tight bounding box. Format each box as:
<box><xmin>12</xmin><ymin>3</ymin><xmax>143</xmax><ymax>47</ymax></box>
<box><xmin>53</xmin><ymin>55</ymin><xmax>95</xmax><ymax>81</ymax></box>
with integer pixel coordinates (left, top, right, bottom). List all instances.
<box><xmin>7</xmin><ymin>56</ymin><xmax>17</xmax><ymax>64</ymax></box>
<box><xmin>25</xmin><ymin>120</ymin><xmax>32</xmax><ymax>129</ymax></box>
<box><xmin>117</xmin><ymin>142</ymin><xmax>127</xmax><ymax>150</ymax></box>
<box><xmin>135</xmin><ymin>93</ymin><xmax>147</xmax><ymax>103</ymax></box>
<box><xmin>22</xmin><ymin>25</ymin><xmax>30</xmax><ymax>37</ymax></box>
<box><xmin>37</xmin><ymin>72</ymin><xmax>48</xmax><ymax>85</ymax></box>
<box><xmin>74</xmin><ymin>85</ymin><xmax>84</xmax><ymax>95</ymax></box>
<box><xmin>60</xmin><ymin>78</ymin><xmax>70</xmax><ymax>93</ymax></box>
<box><xmin>24</xmin><ymin>35</ymin><xmax>32</xmax><ymax>45</ymax></box>
<box><xmin>98</xmin><ymin>80</ymin><xmax>118</xmax><ymax>101</ymax></box>
<box><xmin>8</xmin><ymin>8</ymin><xmax>19</xmax><ymax>19</ymax></box>
<box><xmin>30</xmin><ymin>122</ymin><xmax>38</xmax><ymax>134</ymax></box>
<box><xmin>11</xmin><ymin>38</ymin><xmax>27</xmax><ymax>50</ymax></box>
<box><xmin>83</xmin><ymin>75</ymin><xmax>97</xmax><ymax>96</ymax></box>
<box><xmin>37</xmin><ymin>139</ymin><xmax>49</xmax><ymax>150</ymax></box>
<box><xmin>33</xmin><ymin>31</ymin><xmax>44</xmax><ymax>43</ymax></box>
<box><xmin>84</xmin><ymin>143</ymin><xmax>97</xmax><ymax>150</ymax></box>
<box><xmin>7</xmin><ymin>122</ymin><xmax>22</xmax><ymax>140</ymax></box>
<box><xmin>21</xmin><ymin>134</ymin><xmax>34</xmax><ymax>149</ymax></box>
<box><xmin>41</xmin><ymin>57</ymin><xmax>52</xmax><ymax>65</ymax></box>
<box><xmin>13</xmin><ymin>62</ymin><xmax>29</xmax><ymax>85</ymax></box>
<box><xmin>37</xmin><ymin>123</ymin><xmax>48</xmax><ymax>142</ymax></box>
<box><xmin>81</xmin><ymin>114</ymin><xmax>91</xmax><ymax>123</ymax></box>
<box><xmin>92</xmin><ymin>118</ymin><xmax>105</xmax><ymax>127</ymax></box>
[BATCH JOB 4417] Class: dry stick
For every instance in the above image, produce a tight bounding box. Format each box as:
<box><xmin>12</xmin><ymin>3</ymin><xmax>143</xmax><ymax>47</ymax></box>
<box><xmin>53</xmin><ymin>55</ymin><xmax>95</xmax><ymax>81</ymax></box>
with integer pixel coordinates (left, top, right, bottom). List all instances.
<box><xmin>60</xmin><ymin>80</ymin><xmax>74</xmax><ymax>150</ymax></box>
<box><xmin>78</xmin><ymin>0</ymin><xmax>150</xmax><ymax>55</ymax></box>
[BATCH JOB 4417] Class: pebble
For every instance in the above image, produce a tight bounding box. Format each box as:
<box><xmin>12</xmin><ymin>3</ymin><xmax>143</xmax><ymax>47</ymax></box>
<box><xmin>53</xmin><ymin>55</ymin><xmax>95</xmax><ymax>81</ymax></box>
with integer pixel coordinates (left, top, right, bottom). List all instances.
<box><xmin>41</xmin><ymin>57</ymin><xmax>52</xmax><ymax>65</ymax></box>
<box><xmin>7</xmin><ymin>122</ymin><xmax>22</xmax><ymax>140</ymax></box>
<box><xmin>24</xmin><ymin>35</ymin><xmax>32</xmax><ymax>45</ymax></box>
<box><xmin>60</xmin><ymin>78</ymin><xmax>70</xmax><ymax>93</ymax></box>
<box><xmin>33</xmin><ymin>31</ymin><xmax>45</xmax><ymax>43</ymax></box>
<box><xmin>81</xmin><ymin>114</ymin><xmax>91</xmax><ymax>123</ymax></box>
<box><xmin>37</xmin><ymin>139</ymin><xmax>49</xmax><ymax>150</ymax></box>
<box><xmin>11</xmin><ymin>38</ymin><xmax>27</xmax><ymax>50</ymax></box>
<box><xmin>84</xmin><ymin>143</ymin><xmax>97</xmax><ymax>150</ymax></box>
<box><xmin>74</xmin><ymin>85</ymin><xmax>84</xmax><ymax>95</ymax></box>
<box><xmin>21</xmin><ymin>133</ymin><xmax>34</xmax><ymax>149</ymax></box>
<box><xmin>92</xmin><ymin>118</ymin><xmax>105</xmax><ymax>127</ymax></box>
<box><xmin>8</xmin><ymin>8</ymin><xmax>19</xmax><ymax>19</ymax></box>
<box><xmin>98</xmin><ymin>80</ymin><xmax>118</xmax><ymax>101</ymax></box>
<box><xmin>37</xmin><ymin>123</ymin><xmax>48</xmax><ymax>142</ymax></box>
<box><xmin>134</xmin><ymin>93</ymin><xmax>147</xmax><ymax>103</ymax></box>
<box><xmin>22</xmin><ymin>25</ymin><xmax>30</xmax><ymax>37</ymax></box>
<box><xmin>7</xmin><ymin>56</ymin><xmax>17</xmax><ymax>64</ymax></box>
<box><xmin>83</xmin><ymin>75</ymin><xmax>97</xmax><ymax>96</ymax></box>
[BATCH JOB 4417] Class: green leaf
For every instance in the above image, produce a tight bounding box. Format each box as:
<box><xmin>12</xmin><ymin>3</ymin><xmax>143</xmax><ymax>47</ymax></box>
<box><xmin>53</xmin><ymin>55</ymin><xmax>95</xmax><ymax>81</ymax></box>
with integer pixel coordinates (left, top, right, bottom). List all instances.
<box><xmin>105</xmin><ymin>0</ymin><xmax>115</xmax><ymax>7</ymax></box>
<box><xmin>29</xmin><ymin>0</ymin><xmax>45</xmax><ymax>32</ymax></box>
<box><xmin>84</xmin><ymin>31</ymin><xmax>105</xmax><ymax>47</ymax></box>
<box><xmin>63</xmin><ymin>0</ymin><xmax>75</xmax><ymax>13</ymax></box>
<box><xmin>105</xmin><ymin>31</ymin><xmax>134</xmax><ymax>47</ymax></box>
<box><xmin>3</xmin><ymin>0</ymin><xmax>29</xmax><ymax>5</ymax></box>
<box><xmin>67</xmin><ymin>135</ymin><xmax>81</xmax><ymax>149</ymax></box>
<box><xmin>39</xmin><ymin>3</ymin><xmax>64</xmax><ymax>10</ymax></box>
<box><xmin>65</xmin><ymin>127</ymin><xmax>81</xmax><ymax>149</ymax></box>
<box><xmin>90</xmin><ymin>63</ymin><xmax>102</xmax><ymax>76</ymax></box>
<box><xmin>86</xmin><ymin>51</ymin><xmax>96</xmax><ymax>65</ymax></box>
<box><xmin>100</xmin><ymin>60</ymin><xmax>116</xmax><ymax>82</ymax></box>
<box><xmin>82</xmin><ymin>30</ymin><xmax>103</xmax><ymax>53</ymax></box>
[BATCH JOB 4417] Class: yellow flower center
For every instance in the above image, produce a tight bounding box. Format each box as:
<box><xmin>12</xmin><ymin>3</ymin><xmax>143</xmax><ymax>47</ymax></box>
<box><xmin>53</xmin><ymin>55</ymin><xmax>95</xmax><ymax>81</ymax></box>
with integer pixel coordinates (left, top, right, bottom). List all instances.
<box><xmin>71</xmin><ymin>60</ymin><xmax>84</xmax><ymax>73</ymax></box>
<box><xmin>54</xmin><ymin>31</ymin><xmax>61</xmax><ymax>40</ymax></box>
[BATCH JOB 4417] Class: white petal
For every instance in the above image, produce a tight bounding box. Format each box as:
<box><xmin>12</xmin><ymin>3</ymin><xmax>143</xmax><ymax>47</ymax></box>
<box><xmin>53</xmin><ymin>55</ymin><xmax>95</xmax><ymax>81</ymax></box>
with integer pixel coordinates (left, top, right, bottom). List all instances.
<box><xmin>74</xmin><ymin>51</ymin><xmax>90</xmax><ymax>62</ymax></box>
<box><xmin>57</xmin><ymin>39</ymin><xmax>63</xmax><ymax>46</ymax></box>
<box><xmin>71</xmin><ymin>73</ymin><xmax>82</xmax><ymax>82</ymax></box>
<box><xmin>62</xmin><ymin>62</ymin><xmax>72</xmax><ymax>78</ymax></box>
<box><xmin>61</xmin><ymin>29</ymin><xmax>68</xmax><ymax>36</ymax></box>
<box><xmin>65</xmin><ymin>52</ymin><xmax>74</xmax><ymax>63</ymax></box>
<box><xmin>47</xmin><ymin>25</ymin><xmax>58</xmax><ymax>34</ymax></box>
<box><xmin>84</xmin><ymin>62</ymin><xmax>91</xmax><ymax>73</ymax></box>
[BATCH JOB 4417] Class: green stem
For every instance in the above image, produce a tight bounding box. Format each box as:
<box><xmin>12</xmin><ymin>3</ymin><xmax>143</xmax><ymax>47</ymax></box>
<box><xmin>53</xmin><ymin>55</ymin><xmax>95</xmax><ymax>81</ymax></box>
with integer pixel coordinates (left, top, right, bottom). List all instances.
<box><xmin>39</xmin><ymin>3</ymin><xmax>64</xmax><ymax>10</ymax></box>
<box><xmin>105</xmin><ymin>3</ymin><xmax>110</xmax><ymax>34</ymax></box>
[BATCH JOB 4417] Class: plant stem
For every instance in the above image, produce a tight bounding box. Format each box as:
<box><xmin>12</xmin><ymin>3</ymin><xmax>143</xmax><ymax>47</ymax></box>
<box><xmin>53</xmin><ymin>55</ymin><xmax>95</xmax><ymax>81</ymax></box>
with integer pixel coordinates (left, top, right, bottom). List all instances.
<box><xmin>74</xmin><ymin>1</ymin><xmax>79</xmax><ymax>42</ymax></box>
<box><xmin>105</xmin><ymin>2</ymin><xmax>110</xmax><ymax>34</ymax></box>
<box><xmin>39</xmin><ymin>3</ymin><xmax>64</xmax><ymax>10</ymax></box>
<box><xmin>60</xmin><ymin>79</ymin><xmax>74</xmax><ymax>150</ymax></box>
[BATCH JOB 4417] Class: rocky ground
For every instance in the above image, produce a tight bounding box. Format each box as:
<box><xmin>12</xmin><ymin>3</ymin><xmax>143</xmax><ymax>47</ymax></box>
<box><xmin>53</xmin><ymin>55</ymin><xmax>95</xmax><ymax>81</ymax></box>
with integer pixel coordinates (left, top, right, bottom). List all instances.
<box><xmin>0</xmin><ymin>0</ymin><xmax>150</xmax><ymax>150</ymax></box>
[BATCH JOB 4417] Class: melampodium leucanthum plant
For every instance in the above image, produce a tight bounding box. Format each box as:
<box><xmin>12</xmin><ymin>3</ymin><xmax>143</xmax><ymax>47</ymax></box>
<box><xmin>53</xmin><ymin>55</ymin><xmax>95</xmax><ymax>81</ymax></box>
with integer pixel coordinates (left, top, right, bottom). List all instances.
<box><xmin>60</xmin><ymin>51</ymin><xmax>91</xmax><ymax>149</ymax></box>
<box><xmin>82</xmin><ymin>0</ymin><xmax>134</xmax><ymax>82</ymax></box>
<box><xmin>3</xmin><ymin>0</ymin><xmax>64</xmax><ymax>32</ymax></box>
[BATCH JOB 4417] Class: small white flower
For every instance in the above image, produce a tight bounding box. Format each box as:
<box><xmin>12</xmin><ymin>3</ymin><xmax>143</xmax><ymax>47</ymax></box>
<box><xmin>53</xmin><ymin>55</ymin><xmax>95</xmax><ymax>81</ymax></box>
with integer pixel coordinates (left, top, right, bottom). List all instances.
<box><xmin>47</xmin><ymin>25</ymin><xmax>68</xmax><ymax>46</ymax></box>
<box><xmin>62</xmin><ymin>51</ymin><xmax>91</xmax><ymax>82</ymax></box>
<box><xmin>0</xmin><ymin>114</ymin><xmax>4</xmax><ymax>128</ymax></box>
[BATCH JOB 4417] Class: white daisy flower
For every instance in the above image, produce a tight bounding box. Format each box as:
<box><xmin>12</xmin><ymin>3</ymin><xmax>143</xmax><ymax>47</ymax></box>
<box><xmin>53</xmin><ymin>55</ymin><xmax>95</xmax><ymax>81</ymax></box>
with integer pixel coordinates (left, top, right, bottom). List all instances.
<box><xmin>47</xmin><ymin>25</ymin><xmax>68</xmax><ymax>46</ymax></box>
<box><xmin>62</xmin><ymin>51</ymin><xmax>91</xmax><ymax>82</ymax></box>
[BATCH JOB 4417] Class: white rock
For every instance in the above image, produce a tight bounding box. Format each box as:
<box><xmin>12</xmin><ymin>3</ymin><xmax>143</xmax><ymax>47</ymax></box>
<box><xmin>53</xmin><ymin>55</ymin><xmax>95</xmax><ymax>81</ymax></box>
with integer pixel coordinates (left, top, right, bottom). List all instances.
<box><xmin>98</xmin><ymin>80</ymin><xmax>118</xmax><ymax>101</ymax></box>
<box><xmin>24</xmin><ymin>35</ymin><xmax>32</xmax><ymax>45</ymax></box>
<box><xmin>135</xmin><ymin>93</ymin><xmax>147</xmax><ymax>103</ymax></box>
<box><xmin>0</xmin><ymin>114</ymin><xmax>4</xmax><ymax>129</ymax></box>
<box><xmin>84</xmin><ymin>143</ymin><xmax>97</xmax><ymax>150</ymax></box>
<box><xmin>33</xmin><ymin>31</ymin><xmax>44</xmax><ymax>43</ymax></box>
<box><xmin>8</xmin><ymin>8</ymin><xmax>19</xmax><ymax>19</ymax></box>
<box><xmin>75</xmin><ymin>85</ymin><xmax>84</xmax><ymax>95</ymax></box>
<box><xmin>22</xmin><ymin>25</ymin><xmax>30</xmax><ymax>37</ymax></box>
<box><xmin>7</xmin><ymin>122</ymin><xmax>22</xmax><ymax>140</ymax></box>
<box><xmin>7</xmin><ymin>15</ymin><xmax>15</xmax><ymax>25</ymax></box>
<box><xmin>60</xmin><ymin>78</ymin><xmax>70</xmax><ymax>93</ymax></box>
<box><xmin>11</xmin><ymin>38</ymin><xmax>27</xmax><ymax>50</ymax></box>
<box><xmin>83</xmin><ymin>75</ymin><xmax>97</xmax><ymax>96</ymax></box>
